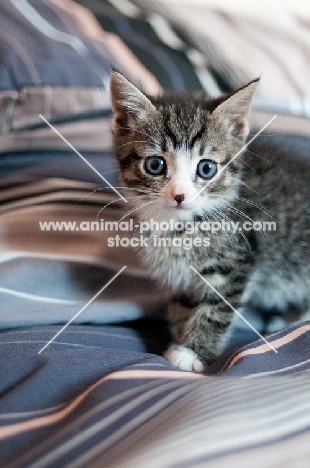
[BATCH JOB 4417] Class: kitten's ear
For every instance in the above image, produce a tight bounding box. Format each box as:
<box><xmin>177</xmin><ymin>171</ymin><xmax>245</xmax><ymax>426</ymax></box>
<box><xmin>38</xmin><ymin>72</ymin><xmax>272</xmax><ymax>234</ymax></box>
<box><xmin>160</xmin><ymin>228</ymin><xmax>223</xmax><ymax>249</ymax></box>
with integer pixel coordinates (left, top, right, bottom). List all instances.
<box><xmin>213</xmin><ymin>78</ymin><xmax>259</xmax><ymax>139</ymax></box>
<box><xmin>110</xmin><ymin>71</ymin><xmax>156</xmax><ymax>131</ymax></box>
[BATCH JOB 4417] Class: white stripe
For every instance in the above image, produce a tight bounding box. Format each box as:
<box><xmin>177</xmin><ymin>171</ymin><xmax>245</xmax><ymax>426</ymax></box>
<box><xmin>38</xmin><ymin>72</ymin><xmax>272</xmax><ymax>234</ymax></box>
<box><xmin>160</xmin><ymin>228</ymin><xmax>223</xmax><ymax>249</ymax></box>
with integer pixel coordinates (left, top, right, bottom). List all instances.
<box><xmin>90</xmin><ymin>376</ymin><xmax>310</xmax><ymax>467</ymax></box>
<box><xmin>2</xmin><ymin>329</ymin><xmax>143</xmax><ymax>341</ymax></box>
<box><xmin>30</xmin><ymin>379</ymin><xmax>192</xmax><ymax>468</ymax></box>
<box><xmin>0</xmin><ymin>286</ymin><xmax>80</xmax><ymax>305</ymax></box>
<box><xmin>211</xmin><ymin>325</ymin><xmax>301</xmax><ymax>376</ymax></box>
<box><xmin>2</xmin><ymin>378</ymin><xmax>170</xmax><ymax>466</ymax></box>
<box><xmin>186</xmin><ymin>48</ymin><xmax>221</xmax><ymax>96</ymax></box>
<box><xmin>0</xmin><ymin>404</ymin><xmax>65</xmax><ymax>420</ymax></box>
<box><xmin>0</xmin><ymin>251</ymin><xmax>146</xmax><ymax>277</ymax></box>
<box><xmin>120</xmin><ymin>388</ymin><xmax>310</xmax><ymax>467</ymax></box>
<box><xmin>194</xmin><ymin>68</ymin><xmax>222</xmax><ymax>96</ymax></box>
<box><xmin>106</xmin><ymin>371</ymin><xmax>310</xmax><ymax>463</ymax></box>
<box><xmin>91</xmin><ymin>88</ymin><xmax>105</xmax><ymax>109</ymax></box>
<box><xmin>62</xmin><ymin>382</ymin><xmax>196</xmax><ymax>468</ymax></box>
<box><xmin>129</xmin><ymin>363</ymin><xmax>168</xmax><ymax>369</ymax></box>
<box><xmin>10</xmin><ymin>0</ymin><xmax>87</xmax><ymax>54</ymax></box>
<box><xmin>107</xmin><ymin>0</ymin><xmax>140</xmax><ymax>17</ymax></box>
<box><xmin>168</xmin><ymin>377</ymin><xmax>310</xmax><ymax>444</ymax></box>
<box><xmin>16</xmin><ymin>371</ymin><xmax>310</xmax><ymax>467</ymax></box>
<box><xmin>207</xmin><ymin>431</ymin><xmax>310</xmax><ymax>468</ymax></box>
<box><xmin>40</xmin><ymin>372</ymin><xmax>310</xmax><ymax>468</ymax></box>
<box><xmin>157</xmin><ymin>373</ymin><xmax>310</xmax><ymax>440</ymax></box>
<box><xmin>303</xmin><ymin>96</ymin><xmax>310</xmax><ymax>118</ymax></box>
<box><xmin>4</xmin><ymin>92</ymin><xmax>18</xmax><ymax>133</ymax></box>
<box><xmin>243</xmin><ymin>357</ymin><xmax>310</xmax><ymax>378</ymax></box>
<box><xmin>253</xmin><ymin>95</ymin><xmax>310</xmax><ymax>119</ymax></box>
<box><xmin>148</xmin><ymin>13</ymin><xmax>184</xmax><ymax>49</ymax></box>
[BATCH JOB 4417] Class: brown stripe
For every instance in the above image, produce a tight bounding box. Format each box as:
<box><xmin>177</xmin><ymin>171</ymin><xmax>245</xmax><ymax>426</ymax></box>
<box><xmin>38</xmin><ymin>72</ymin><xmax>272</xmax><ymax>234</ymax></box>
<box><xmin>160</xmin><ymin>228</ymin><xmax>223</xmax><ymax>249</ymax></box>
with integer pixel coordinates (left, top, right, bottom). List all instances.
<box><xmin>49</xmin><ymin>0</ymin><xmax>161</xmax><ymax>95</ymax></box>
<box><xmin>0</xmin><ymin>370</ymin><xmax>204</xmax><ymax>440</ymax></box>
<box><xmin>227</xmin><ymin>324</ymin><xmax>310</xmax><ymax>371</ymax></box>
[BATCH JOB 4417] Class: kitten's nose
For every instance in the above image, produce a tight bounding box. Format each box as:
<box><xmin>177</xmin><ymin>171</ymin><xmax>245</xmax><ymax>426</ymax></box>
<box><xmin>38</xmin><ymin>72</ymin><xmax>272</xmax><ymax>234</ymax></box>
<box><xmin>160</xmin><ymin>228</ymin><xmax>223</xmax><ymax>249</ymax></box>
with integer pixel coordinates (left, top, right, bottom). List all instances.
<box><xmin>174</xmin><ymin>194</ymin><xmax>185</xmax><ymax>204</ymax></box>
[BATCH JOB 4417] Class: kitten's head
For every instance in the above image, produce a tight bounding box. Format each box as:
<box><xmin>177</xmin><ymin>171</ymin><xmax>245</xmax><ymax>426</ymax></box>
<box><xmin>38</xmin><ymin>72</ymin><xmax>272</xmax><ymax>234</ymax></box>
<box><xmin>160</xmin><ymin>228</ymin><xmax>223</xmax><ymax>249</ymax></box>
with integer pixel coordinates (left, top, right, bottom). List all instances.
<box><xmin>110</xmin><ymin>71</ymin><xmax>258</xmax><ymax>222</ymax></box>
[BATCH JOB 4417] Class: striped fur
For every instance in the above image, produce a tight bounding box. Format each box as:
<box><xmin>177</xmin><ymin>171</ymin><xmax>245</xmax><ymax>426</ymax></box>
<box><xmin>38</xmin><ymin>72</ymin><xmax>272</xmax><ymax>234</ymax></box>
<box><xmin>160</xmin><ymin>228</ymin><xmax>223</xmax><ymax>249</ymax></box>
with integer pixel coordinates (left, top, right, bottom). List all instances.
<box><xmin>110</xmin><ymin>71</ymin><xmax>310</xmax><ymax>371</ymax></box>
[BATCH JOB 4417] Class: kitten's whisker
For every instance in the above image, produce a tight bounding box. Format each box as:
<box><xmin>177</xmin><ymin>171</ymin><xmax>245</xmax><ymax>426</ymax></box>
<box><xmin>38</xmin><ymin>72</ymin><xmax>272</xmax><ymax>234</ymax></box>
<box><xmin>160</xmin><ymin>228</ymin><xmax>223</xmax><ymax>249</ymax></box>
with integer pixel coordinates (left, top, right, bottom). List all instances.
<box><xmin>224</xmin><ymin>205</ymin><xmax>255</xmax><ymax>223</ymax></box>
<box><xmin>248</xmin><ymin>132</ymin><xmax>278</xmax><ymax>137</ymax></box>
<box><xmin>225</xmin><ymin>206</ymin><xmax>268</xmax><ymax>245</ymax></box>
<box><xmin>95</xmin><ymin>198</ymin><xmax>120</xmax><ymax>215</ymax></box>
<box><xmin>134</xmin><ymin>201</ymin><xmax>159</xmax><ymax>224</ymax></box>
<box><xmin>96</xmin><ymin>198</ymin><xmax>123</xmax><ymax>219</ymax></box>
<box><xmin>115</xmin><ymin>140</ymin><xmax>149</xmax><ymax>151</ymax></box>
<box><xmin>210</xmin><ymin>209</ymin><xmax>237</xmax><ymax>252</ymax></box>
<box><xmin>96</xmin><ymin>195</ymin><xmax>149</xmax><ymax>220</ymax></box>
<box><xmin>95</xmin><ymin>186</ymin><xmax>155</xmax><ymax>196</ymax></box>
<box><xmin>99</xmin><ymin>169</ymin><xmax>119</xmax><ymax>175</ymax></box>
<box><xmin>114</xmin><ymin>185</ymin><xmax>158</xmax><ymax>193</ymax></box>
<box><xmin>133</xmin><ymin>200</ymin><xmax>165</xmax><ymax>236</ymax></box>
<box><xmin>116</xmin><ymin>125</ymin><xmax>162</xmax><ymax>143</ymax></box>
<box><xmin>223</xmin><ymin>205</ymin><xmax>268</xmax><ymax>239</ymax></box>
<box><xmin>215</xmin><ymin>208</ymin><xmax>250</xmax><ymax>252</ymax></box>
<box><xmin>119</xmin><ymin>200</ymin><xmax>157</xmax><ymax>222</ymax></box>
<box><xmin>202</xmin><ymin>210</ymin><xmax>221</xmax><ymax>256</ymax></box>
<box><xmin>236</xmin><ymin>197</ymin><xmax>275</xmax><ymax>220</ymax></box>
<box><xmin>139</xmin><ymin>201</ymin><xmax>166</xmax><ymax>239</ymax></box>
<box><xmin>138</xmin><ymin>121</ymin><xmax>162</xmax><ymax>144</ymax></box>
<box><xmin>219</xmin><ymin>209</ymin><xmax>248</xmax><ymax>252</ymax></box>
<box><xmin>123</xmin><ymin>200</ymin><xmax>159</xmax><ymax>223</ymax></box>
<box><xmin>226</xmin><ymin>206</ymin><xmax>268</xmax><ymax>241</ymax></box>
<box><xmin>114</xmin><ymin>186</ymin><xmax>159</xmax><ymax>195</ymax></box>
<box><xmin>115</xmin><ymin>127</ymin><xmax>155</xmax><ymax>139</ymax></box>
<box><xmin>237</xmin><ymin>228</ymin><xmax>252</xmax><ymax>251</ymax></box>
<box><xmin>231</xmin><ymin>176</ymin><xmax>258</xmax><ymax>194</ymax></box>
<box><xmin>76</xmin><ymin>187</ymin><xmax>103</xmax><ymax>204</ymax></box>
<box><xmin>245</xmin><ymin>149</ymin><xmax>270</xmax><ymax>163</ymax></box>
<box><xmin>238</xmin><ymin>157</ymin><xmax>255</xmax><ymax>172</ymax></box>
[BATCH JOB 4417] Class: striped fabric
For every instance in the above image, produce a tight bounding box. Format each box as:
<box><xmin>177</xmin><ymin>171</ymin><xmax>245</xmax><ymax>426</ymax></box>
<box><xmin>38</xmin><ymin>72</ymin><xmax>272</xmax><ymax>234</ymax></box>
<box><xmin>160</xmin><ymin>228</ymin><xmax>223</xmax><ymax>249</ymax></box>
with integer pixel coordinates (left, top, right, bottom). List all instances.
<box><xmin>0</xmin><ymin>0</ymin><xmax>160</xmax><ymax>153</ymax></box>
<box><xmin>1</xmin><ymin>322</ymin><xmax>310</xmax><ymax>467</ymax></box>
<box><xmin>1</xmin><ymin>0</ymin><xmax>309</xmax><ymax>156</ymax></box>
<box><xmin>1</xmin><ymin>1</ymin><xmax>310</xmax><ymax>466</ymax></box>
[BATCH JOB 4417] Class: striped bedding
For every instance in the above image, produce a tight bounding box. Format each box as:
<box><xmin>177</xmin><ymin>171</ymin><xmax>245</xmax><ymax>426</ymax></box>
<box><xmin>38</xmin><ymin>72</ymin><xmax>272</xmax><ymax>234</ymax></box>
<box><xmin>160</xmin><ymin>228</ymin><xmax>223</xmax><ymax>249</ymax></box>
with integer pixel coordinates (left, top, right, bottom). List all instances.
<box><xmin>1</xmin><ymin>323</ymin><xmax>310</xmax><ymax>467</ymax></box>
<box><xmin>1</xmin><ymin>0</ymin><xmax>310</xmax><ymax>466</ymax></box>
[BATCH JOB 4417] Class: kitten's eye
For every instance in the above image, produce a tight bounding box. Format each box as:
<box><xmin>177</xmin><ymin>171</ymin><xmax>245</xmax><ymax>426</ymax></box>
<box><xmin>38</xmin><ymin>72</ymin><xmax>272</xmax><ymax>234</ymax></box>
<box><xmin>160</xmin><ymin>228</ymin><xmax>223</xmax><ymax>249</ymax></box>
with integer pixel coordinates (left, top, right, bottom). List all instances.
<box><xmin>196</xmin><ymin>159</ymin><xmax>217</xmax><ymax>180</ymax></box>
<box><xmin>145</xmin><ymin>156</ymin><xmax>166</xmax><ymax>176</ymax></box>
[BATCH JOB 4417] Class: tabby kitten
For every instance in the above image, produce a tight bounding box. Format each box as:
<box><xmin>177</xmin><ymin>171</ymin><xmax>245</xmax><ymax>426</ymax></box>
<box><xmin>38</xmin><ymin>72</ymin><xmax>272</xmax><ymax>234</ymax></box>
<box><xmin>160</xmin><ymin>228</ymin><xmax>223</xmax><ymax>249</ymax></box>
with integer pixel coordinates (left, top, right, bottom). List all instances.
<box><xmin>110</xmin><ymin>71</ymin><xmax>310</xmax><ymax>372</ymax></box>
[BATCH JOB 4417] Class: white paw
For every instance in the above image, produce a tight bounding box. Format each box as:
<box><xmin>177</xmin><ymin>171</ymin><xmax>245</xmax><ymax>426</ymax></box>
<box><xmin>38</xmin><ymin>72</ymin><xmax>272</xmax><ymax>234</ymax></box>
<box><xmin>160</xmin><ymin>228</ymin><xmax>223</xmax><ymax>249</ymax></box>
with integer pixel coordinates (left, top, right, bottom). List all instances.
<box><xmin>164</xmin><ymin>345</ymin><xmax>204</xmax><ymax>373</ymax></box>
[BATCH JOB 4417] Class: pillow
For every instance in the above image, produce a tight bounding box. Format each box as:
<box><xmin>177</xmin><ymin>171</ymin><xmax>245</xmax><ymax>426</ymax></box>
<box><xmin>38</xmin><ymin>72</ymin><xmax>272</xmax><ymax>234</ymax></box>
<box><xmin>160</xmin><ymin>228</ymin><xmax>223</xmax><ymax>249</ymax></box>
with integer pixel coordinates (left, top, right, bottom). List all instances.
<box><xmin>0</xmin><ymin>0</ymin><xmax>245</xmax><ymax>156</ymax></box>
<box><xmin>0</xmin><ymin>0</ymin><xmax>161</xmax><ymax>154</ymax></box>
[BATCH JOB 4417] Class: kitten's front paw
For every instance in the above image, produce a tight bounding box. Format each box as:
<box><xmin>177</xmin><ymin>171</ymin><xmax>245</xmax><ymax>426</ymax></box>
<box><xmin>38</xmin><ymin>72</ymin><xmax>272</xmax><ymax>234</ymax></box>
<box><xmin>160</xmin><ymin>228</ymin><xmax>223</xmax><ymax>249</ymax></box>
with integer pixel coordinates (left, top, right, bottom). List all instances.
<box><xmin>164</xmin><ymin>345</ymin><xmax>204</xmax><ymax>373</ymax></box>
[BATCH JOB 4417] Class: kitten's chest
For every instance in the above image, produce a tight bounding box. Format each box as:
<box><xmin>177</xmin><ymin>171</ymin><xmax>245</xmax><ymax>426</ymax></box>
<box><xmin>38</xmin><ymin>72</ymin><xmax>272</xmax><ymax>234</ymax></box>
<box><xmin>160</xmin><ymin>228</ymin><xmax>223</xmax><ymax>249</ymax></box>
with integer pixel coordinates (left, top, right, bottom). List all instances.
<box><xmin>141</xmin><ymin>244</ymin><xmax>193</xmax><ymax>290</ymax></box>
<box><xmin>138</xmin><ymin>230</ymin><xmax>227</xmax><ymax>291</ymax></box>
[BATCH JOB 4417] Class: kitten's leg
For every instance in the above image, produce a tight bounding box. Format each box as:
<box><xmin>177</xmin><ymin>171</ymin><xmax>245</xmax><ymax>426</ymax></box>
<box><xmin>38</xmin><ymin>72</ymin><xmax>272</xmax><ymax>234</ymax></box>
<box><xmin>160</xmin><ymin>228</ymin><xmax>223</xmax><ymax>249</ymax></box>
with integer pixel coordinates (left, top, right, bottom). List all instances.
<box><xmin>164</xmin><ymin>298</ymin><xmax>235</xmax><ymax>372</ymax></box>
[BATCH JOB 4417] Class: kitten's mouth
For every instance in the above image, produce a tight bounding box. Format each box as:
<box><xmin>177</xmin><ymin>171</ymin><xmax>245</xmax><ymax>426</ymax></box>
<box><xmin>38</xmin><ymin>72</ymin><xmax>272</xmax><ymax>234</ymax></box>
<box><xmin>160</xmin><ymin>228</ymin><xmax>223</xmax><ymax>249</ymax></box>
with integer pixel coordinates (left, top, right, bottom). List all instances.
<box><xmin>164</xmin><ymin>200</ymin><xmax>193</xmax><ymax>214</ymax></box>
<box><xmin>173</xmin><ymin>204</ymin><xmax>188</xmax><ymax>210</ymax></box>
<box><xmin>171</xmin><ymin>202</ymin><xmax>192</xmax><ymax>212</ymax></box>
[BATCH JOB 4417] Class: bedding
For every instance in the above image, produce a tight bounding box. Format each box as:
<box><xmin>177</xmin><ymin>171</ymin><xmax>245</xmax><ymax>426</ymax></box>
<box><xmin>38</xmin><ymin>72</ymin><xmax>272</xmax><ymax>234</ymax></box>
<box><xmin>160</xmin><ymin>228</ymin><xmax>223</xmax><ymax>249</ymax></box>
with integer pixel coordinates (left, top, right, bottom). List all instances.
<box><xmin>2</xmin><ymin>323</ymin><xmax>310</xmax><ymax>467</ymax></box>
<box><xmin>1</xmin><ymin>0</ymin><xmax>310</xmax><ymax>466</ymax></box>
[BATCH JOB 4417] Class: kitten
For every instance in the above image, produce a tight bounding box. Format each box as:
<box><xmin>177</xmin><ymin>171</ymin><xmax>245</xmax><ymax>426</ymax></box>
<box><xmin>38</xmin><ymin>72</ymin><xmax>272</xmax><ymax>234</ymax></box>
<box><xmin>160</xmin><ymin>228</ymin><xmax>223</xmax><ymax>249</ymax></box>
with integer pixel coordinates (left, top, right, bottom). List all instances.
<box><xmin>110</xmin><ymin>71</ymin><xmax>310</xmax><ymax>372</ymax></box>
